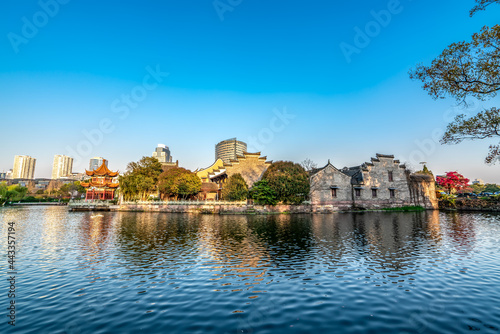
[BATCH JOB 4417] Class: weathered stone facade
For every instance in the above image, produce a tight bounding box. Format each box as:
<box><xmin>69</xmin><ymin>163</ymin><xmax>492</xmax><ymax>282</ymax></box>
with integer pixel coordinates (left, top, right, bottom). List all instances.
<box><xmin>224</xmin><ymin>152</ymin><xmax>272</xmax><ymax>187</ymax></box>
<box><xmin>310</xmin><ymin>154</ymin><xmax>437</xmax><ymax>210</ymax></box>
<box><xmin>409</xmin><ymin>174</ymin><xmax>438</xmax><ymax>209</ymax></box>
<box><xmin>210</xmin><ymin>152</ymin><xmax>272</xmax><ymax>187</ymax></box>
<box><xmin>310</xmin><ymin>161</ymin><xmax>352</xmax><ymax>210</ymax></box>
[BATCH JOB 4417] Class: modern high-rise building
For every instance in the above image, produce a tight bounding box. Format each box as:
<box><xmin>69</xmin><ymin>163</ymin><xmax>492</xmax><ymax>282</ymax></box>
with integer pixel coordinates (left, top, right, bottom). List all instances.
<box><xmin>51</xmin><ymin>155</ymin><xmax>74</xmax><ymax>179</ymax></box>
<box><xmin>12</xmin><ymin>155</ymin><xmax>36</xmax><ymax>179</ymax></box>
<box><xmin>89</xmin><ymin>157</ymin><xmax>107</xmax><ymax>171</ymax></box>
<box><xmin>215</xmin><ymin>138</ymin><xmax>247</xmax><ymax>163</ymax></box>
<box><xmin>152</xmin><ymin>144</ymin><xmax>172</xmax><ymax>163</ymax></box>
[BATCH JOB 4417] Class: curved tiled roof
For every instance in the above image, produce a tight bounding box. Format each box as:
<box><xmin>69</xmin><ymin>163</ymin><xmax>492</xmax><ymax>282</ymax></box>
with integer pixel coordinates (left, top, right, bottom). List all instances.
<box><xmin>85</xmin><ymin>160</ymin><xmax>119</xmax><ymax>177</ymax></box>
<box><xmin>81</xmin><ymin>180</ymin><xmax>119</xmax><ymax>188</ymax></box>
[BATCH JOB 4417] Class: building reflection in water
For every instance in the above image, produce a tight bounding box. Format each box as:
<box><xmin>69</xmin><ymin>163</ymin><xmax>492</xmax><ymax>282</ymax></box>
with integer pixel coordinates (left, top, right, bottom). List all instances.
<box><xmin>442</xmin><ymin>211</ymin><xmax>476</xmax><ymax>254</ymax></box>
<box><xmin>311</xmin><ymin>212</ymin><xmax>445</xmax><ymax>285</ymax></box>
<box><xmin>76</xmin><ymin>212</ymin><xmax>116</xmax><ymax>285</ymax></box>
<box><xmin>197</xmin><ymin>215</ymin><xmax>272</xmax><ymax>293</ymax></box>
<box><xmin>73</xmin><ymin>209</ymin><xmax>478</xmax><ymax>296</ymax></box>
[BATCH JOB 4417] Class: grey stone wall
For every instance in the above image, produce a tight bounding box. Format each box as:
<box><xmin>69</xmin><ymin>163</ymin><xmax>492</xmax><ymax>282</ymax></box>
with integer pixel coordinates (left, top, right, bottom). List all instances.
<box><xmin>309</xmin><ymin>155</ymin><xmax>437</xmax><ymax>210</ymax></box>
<box><xmin>310</xmin><ymin>163</ymin><xmax>352</xmax><ymax>210</ymax></box>
<box><xmin>353</xmin><ymin>156</ymin><xmax>412</xmax><ymax>207</ymax></box>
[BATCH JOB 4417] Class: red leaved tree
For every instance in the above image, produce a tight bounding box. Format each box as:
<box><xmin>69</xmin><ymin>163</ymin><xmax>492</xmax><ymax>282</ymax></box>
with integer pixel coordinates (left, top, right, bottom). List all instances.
<box><xmin>436</xmin><ymin>172</ymin><xmax>470</xmax><ymax>194</ymax></box>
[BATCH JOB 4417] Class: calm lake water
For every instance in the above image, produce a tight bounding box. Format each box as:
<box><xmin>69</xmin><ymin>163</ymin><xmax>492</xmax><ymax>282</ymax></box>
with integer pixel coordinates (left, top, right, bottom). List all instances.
<box><xmin>1</xmin><ymin>207</ymin><xmax>499</xmax><ymax>334</ymax></box>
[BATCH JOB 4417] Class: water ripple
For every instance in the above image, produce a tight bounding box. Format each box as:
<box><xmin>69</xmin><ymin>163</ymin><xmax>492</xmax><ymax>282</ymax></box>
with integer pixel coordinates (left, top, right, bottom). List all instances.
<box><xmin>0</xmin><ymin>208</ymin><xmax>499</xmax><ymax>333</ymax></box>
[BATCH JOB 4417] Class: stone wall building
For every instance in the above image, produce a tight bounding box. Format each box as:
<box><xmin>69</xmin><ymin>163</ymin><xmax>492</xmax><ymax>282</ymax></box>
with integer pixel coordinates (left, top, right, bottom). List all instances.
<box><xmin>196</xmin><ymin>152</ymin><xmax>272</xmax><ymax>198</ymax></box>
<box><xmin>223</xmin><ymin>152</ymin><xmax>272</xmax><ymax>187</ymax></box>
<box><xmin>310</xmin><ymin>154</ymin><xmax>437</xmax><ymax>211</ymax></box>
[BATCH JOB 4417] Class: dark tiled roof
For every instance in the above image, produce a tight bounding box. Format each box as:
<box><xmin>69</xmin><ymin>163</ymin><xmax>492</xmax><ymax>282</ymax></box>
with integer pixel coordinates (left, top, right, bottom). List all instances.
<box><xmin>376</xmin><ymin>153</ymin><xmax>395</xmax><ymax>159</ymax></box>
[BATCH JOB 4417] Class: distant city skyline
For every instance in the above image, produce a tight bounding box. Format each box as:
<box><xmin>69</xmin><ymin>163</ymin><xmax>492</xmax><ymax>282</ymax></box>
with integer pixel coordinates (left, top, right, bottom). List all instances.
<box><xmin>51</xmin><ymin>154</ymin><xmax>73</xmax><ymax>179</ymax></box>
<box><xmin>1</xmin><ymin>1</ymin><xmax>499</xmax><ymax>182</ymax></box>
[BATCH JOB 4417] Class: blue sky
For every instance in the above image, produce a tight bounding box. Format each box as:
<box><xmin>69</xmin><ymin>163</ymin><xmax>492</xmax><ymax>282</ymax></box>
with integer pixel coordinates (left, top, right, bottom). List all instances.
<box><xmin>1</xmin><ymin>0</ymin><xmax>499</xmax><ymax>182</ymax></box>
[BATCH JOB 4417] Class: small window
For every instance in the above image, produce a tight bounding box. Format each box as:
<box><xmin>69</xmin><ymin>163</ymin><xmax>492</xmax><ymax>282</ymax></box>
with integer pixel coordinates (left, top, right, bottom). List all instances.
<box><xmin>372</xmin><ymin>189</ymin><xmax>377</xmax><ymax>198</ymax></box>
<box><xmin>355</xmin><ymin>189</ymin><xmax>361</xmax><ymax>197</ymax></box>
<box><xmin>390</xmin><ymin>189</ymin><xmax>395</xmax><ymax>198</ymax></box>
<box><xmin>331</xmin><ymin>188</ymin><xmax>337</xmax><ymax>198</ymax></box>
<box><xmin>388</xmin><ymin>171</ymin><xmax>393</xmax><ymax>182</ymax></box>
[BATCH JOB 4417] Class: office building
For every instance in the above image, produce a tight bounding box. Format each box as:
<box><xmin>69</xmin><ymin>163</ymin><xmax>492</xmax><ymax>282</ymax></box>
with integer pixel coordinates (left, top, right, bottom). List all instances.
<box><xmin>215</xmin><ymin>138</ymin><xmax>247</xmax><ymax>163</ymax></box>
<box><xmin>152</xmin><ymin>144</ymin><xmax>172</xmax><ymax>163</ymax></box>
<box><xmin>12</xmin><ymin>155</ymin><xmax>36</xmax><ymax>179</ymax></box>
<box><xmin>51</xmin><ymin>155</ymin><xmax>74</xmax><ymax>179</ymax></box>
<box><xmin>89</xmin><ymin>157</ymin><xmax>107</xmax><ymax>171</ymax></box>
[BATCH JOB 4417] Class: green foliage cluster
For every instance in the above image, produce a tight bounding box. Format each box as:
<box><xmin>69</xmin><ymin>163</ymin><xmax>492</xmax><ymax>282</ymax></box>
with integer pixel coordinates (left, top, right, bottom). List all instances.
<box><xmin>415</xmin><ymin>165</ymin><xmax>434</xmax><ymax>176</ymax></box>
<box><xmin>410</xmin><ymin>1</ymin><xmax>500</xmax><ymax>163</ymax></box>
<box><xmin>261</xmin><ymin>161</ymin><xmax>310</xmax><ymax>205</ymax></box>
<box><xmin>158</xmin><ymin>167</ymin><xmax>201</xmax><ymax>200</ymax></box>
<box><xmin>440</xmin><ymin>194</ymin><xmax>457</xmax><ymax>207</ymax></box>
<box><xmin>471</xmin><ymin>183</ymin><xmax>500</xmax><ymax>194</ymax></box>
<box><xmin>119</xmin><ymin>157</ymin><xmax>164</xmax><ymax>200</ymax></box>
<box><xmin>55</xmin><ymin>181</ymin><xmax>86</xmax><ymax>198</ymax></box>
<box><xmin>249</xmin><ymin>179</ymin><xmax>278</xmax><ymax>205</ymax></box>
<box><xmin>0</xmin><ymin>182</ymin><xmax>28</xmax><ymax>204</ymax></box>
<box><xmin>221</xmin><ymin>174</ymin><xmax>248</xmax><ymax>201</ymax></box>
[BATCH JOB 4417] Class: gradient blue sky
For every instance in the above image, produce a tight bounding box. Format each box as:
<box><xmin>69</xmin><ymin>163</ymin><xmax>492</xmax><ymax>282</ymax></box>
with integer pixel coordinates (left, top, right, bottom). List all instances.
<box><xmin>1</xmin><ymin>0</ymin><xmax>499</xmax><ymax>182</ymax></box>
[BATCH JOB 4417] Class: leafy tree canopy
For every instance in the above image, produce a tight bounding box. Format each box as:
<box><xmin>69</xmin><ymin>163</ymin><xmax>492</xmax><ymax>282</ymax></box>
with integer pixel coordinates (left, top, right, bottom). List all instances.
<box><xmin>119</xmin><ymin>157</ymin><xmax>163</xmax><ymax>200</ymax></box>
<box><xmin>249</xmin><ymin>179</ymin><xmax>278</xmax><ymax>205</ymax></box>
<box><xmin>470</xmin><ymin>0</ymin><xmax>500</xmax><ymax>16</ymax></box>
<box><xmin>158</xmin><ymin>167</ymin><xmax>201</xmax><ymax>199</ymax></box>
<box><xmin>409</xmin><ymin>0</ymin><xmax>500</xmax><ymax>163</ymax></box>
<box><xmin>442</xmin><ymin>107</ymin><xmax>500</xmax><ymax>163</ymax></box>
<box><xmin>262</xmin><ymin>161</ymin><xmax>310</xmax><ymax>204</ymax></box>
<box><xmin>222</xmin><ymin>173</ymin><xmax>248</xmax><ymax>201</ymax></box>
<box><xmin>436</xmin><ymin>172</ymin><xmax>470</xmax><ymax>194</ymax></box>
<box><xmin>0</xmin><ymin>183</ymin><xmax>28</xmax><ymax>203</ymax></box>
<box><xmin>410</xmin><ymin>25</ymin><xmax>499</xmax><ymax>104</ymax></box>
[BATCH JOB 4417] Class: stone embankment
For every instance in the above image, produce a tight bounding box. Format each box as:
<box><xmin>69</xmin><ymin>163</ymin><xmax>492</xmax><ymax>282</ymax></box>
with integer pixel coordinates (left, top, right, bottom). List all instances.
<box><xmin>113</xmin><ymin>203</ymin><xmax>312</xmax><ymax>214</ymax></box>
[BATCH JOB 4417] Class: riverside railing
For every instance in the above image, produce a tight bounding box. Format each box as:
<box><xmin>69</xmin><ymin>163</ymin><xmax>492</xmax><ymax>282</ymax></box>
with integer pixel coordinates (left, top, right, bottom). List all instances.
<box><xmin>120</xmin><ymin>200</ymin><xmax>247</xmax><ymax>206</ymax></box>
<box><xmin>68</xmin><ymin>200</ymin><xmax>112</xmax><ymax>207</ymax></box>
<box><xmin>69</xmin><ymin>199</ymin><xmax>247</xmax><ymax>206</ymax></box>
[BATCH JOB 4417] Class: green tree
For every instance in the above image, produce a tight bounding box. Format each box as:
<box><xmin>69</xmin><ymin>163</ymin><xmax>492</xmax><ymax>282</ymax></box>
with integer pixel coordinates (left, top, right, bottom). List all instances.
<box><xmin>409</xmin><ymin>1</ymin><xmax>500</xmax><ymax>163</ymax></box>
<box><xmin>58</xmin><ymin>183</ymin><xmax>72</xmax><ymax>197</ymax></box>
<box><xmin>262</xmin><ymin>161</ymin><xmax>310</xmax><ymax>204</ymax></box>
<box><xmin>3</xmin><ymin>184</ymin><xmax>29</xmax><ymax>202</ymax></box>
<box><xmin>158</xmin><ymin>167</ymin><xmax>201</xmax><ymax>199</ymax></box>
<box><xmin>222</xmin><ymin>173</ymin><xmax>248</xmax><ymax>201</ymax></box>
<box><xmin>0</xmin><ymin>182</ymin><xmax>8</xmax><ymax>204</ymax></box>
<box><xmin>484</xmin><ymin>183</ymin><xmax>500</xmax><ymax>193</ymax></box>
<box><xmin>442</xmin><ymin>108</ymin><xmax>500</xmax><ymax>164</ymax></box>
<box><xmin>249</xmin><ymin>179</ymin><xmax>278</xmax><ymax>205</ymax></box>
<box><xmin>471</xmin><ymin>183</ymin><xmax>486</xmax><ymax>194</ymax></box>
<box><xmin>119</xmin><ymin>157</ymin><xmax>163</xmax><ymax>200</ymax></box>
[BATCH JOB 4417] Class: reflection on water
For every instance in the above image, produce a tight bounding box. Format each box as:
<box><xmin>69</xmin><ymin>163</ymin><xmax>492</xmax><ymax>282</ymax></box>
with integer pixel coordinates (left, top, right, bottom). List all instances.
<box><xmin>0</xmin><ymin>207</ymin><xmax>499</xmax><ymax>333</ymax></box>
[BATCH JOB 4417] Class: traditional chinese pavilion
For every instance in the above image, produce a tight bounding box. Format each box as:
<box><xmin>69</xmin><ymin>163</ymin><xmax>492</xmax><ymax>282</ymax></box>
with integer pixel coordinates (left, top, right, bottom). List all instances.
<box><xmin>81</xmin><ymin>159</ymin><xmax>119</xmax><ymax>200</ymax></box>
